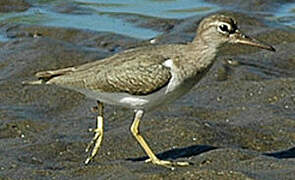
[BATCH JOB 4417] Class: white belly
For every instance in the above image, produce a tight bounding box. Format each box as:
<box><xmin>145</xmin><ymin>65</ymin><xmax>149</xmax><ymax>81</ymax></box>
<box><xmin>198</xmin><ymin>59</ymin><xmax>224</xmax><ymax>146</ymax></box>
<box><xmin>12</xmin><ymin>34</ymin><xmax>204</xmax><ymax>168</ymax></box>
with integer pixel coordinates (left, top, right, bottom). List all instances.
<box><xmin>75</xmin><ymin>79</ymin><xmax>195</xmax><ymax>111</ymax></box>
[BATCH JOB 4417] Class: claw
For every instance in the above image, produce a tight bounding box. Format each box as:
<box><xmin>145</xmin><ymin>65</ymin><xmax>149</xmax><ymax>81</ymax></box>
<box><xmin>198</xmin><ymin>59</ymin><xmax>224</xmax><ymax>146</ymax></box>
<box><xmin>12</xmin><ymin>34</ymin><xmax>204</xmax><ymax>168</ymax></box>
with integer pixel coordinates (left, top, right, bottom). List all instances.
<box><xmin>84</xmin><ymin>115</ymin><xmax>104</xmax><ymax>165</ymax></box>
<box><xmin>85</xmin><ymin>129</ymin><xmax>101</xmax><ymax>153</ymax></box>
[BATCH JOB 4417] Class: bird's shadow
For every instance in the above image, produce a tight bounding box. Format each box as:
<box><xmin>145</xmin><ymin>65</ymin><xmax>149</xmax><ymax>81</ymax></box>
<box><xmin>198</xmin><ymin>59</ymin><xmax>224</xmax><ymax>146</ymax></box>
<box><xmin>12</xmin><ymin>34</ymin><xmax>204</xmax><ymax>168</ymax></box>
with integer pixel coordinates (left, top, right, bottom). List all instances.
<box><xmin>126</xmin><ymin>145</ymin><xmax>295</xmax><ymax>163</ymax></box>
<box><xmin>126</xmin><ymin>144</ymin><xmax>217</xmax><ymax>162</ymax></box>
<box><xmin>264</xmin><ymin>147</ymin><xmax>295</xmax><ymax>159</ymax></box>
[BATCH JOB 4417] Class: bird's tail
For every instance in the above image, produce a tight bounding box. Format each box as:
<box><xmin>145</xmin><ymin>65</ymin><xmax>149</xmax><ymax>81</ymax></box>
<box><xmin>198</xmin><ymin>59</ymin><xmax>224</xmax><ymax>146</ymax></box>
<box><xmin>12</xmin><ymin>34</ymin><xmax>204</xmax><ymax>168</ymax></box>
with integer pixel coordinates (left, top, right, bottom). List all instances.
<box><xmin>22</xmin><ymin>66</ymin><xmax>75</xmax><ymax>86</ymax></box>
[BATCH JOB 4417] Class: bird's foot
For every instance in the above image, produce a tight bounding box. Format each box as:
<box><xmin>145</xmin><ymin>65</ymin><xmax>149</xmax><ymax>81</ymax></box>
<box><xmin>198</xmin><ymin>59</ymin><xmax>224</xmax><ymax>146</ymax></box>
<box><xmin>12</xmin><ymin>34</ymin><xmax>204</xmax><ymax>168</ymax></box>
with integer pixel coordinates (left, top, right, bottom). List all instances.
<box><xmin>84</xmin><ymin>116</ymin><xmax>103</xmax><ymax>165</ymax></box>
<box><xmin>145</xmin><ymin>158</ymin><xmax>190</xmax><ymax>170</ymax></box>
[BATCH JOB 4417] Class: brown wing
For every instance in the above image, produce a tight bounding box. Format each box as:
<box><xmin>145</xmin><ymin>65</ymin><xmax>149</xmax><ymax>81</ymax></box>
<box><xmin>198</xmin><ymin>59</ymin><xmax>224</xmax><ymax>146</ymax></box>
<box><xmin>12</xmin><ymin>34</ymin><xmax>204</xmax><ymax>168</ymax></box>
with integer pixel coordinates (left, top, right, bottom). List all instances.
<box><xmin>96</xmin><ymin>61</ymin><xmax>171</xmax><ymax>95</ymax></box>
<box><xmin>45</xmin><ymin>53</ymin><xmax>172</xmax><ymax>96</ymax></box>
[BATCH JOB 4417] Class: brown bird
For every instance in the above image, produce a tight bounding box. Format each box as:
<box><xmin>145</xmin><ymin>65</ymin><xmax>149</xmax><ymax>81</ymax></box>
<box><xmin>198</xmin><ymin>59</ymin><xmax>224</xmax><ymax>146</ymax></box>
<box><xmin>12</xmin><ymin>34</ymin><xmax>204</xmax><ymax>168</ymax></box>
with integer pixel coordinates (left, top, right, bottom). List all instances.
<box><xmin>25</xmin><ymin>14</ymin><xmax>275</xmax><ymax>169</ymax></box>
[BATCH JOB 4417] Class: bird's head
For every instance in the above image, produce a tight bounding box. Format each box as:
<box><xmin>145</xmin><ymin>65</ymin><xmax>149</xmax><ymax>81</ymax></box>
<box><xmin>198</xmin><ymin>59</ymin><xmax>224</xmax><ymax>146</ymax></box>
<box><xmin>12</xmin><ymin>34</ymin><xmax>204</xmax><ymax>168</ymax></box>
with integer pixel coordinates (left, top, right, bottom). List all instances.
<box><xmin>195</xmin><ymin>14</ymin><xmax>275</xmax><ymax>52</ymax></box>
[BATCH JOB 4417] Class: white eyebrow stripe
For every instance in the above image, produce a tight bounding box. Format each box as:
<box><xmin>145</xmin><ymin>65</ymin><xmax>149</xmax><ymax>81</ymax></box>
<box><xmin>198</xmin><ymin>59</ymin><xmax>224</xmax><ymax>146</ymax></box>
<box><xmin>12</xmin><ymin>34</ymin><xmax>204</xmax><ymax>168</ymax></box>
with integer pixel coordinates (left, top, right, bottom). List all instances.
<box><xmin>209</xmin><ymin>21</ymin><xmax>231</xmax><ymax>27</ymax></box>
<box><xmin>209</xmin><ymin>21</ymin><xmax>232</xmax><ymax>31</ymax></box>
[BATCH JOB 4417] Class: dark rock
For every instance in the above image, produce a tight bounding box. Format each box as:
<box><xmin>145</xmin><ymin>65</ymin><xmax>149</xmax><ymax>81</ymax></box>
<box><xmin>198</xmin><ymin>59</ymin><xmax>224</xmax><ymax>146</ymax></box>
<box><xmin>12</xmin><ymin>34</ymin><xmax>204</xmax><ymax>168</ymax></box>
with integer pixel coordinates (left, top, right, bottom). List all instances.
<box><xmin>0</xmin><ymin>9</ymin><xmax>294</xmax><ymax>180</ymax></box>
<box><xmin>0</xmin><ymin>37</ymin><xmax>111</xmax><ymax>80</ymax></box>
<box><xmin>1</xmin><ymin>24</ymin><xmax>143</xmax><ymax>51</ymax></box>
<box><xmin>0</xmin><ymin>0</ymin><xmax>31</xmax><ymax>13</ymax></box>
<box><xmin>100</xmin><ymin>11</ymin><xmax>182</xmax><ymax>32</ymax></box>
<box><xmin>205</xmin><ymin>0</ymin><xmax>295</xmax><ymax>11</ymax></box>
<box><xmin>51</xmin><ymin>1</ymin><xmax>93</xmax><ymax>15</ymax></box>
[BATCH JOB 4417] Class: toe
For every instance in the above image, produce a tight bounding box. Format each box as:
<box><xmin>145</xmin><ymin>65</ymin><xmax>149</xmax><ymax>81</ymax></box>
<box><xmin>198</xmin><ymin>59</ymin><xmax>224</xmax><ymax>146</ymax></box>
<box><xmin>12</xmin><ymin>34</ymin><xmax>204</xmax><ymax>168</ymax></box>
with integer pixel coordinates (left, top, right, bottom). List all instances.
<box><xmin>147</xmin><ymin>158</ymin><xmax>190</xmax><ymax>169</ymax></box>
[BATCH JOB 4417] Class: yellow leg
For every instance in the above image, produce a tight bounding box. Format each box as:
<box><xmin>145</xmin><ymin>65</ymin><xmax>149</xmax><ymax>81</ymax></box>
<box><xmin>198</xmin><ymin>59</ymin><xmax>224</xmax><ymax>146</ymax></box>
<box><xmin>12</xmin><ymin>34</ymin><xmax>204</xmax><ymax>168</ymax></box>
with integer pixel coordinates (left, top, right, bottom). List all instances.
<box><xmin>130</xmin><ymin>110</ymin><xmax>190</xmax><ymax>169</ymax></box>
<box><xmin>85</xmin><ymin>101</ymin><xmax>104</xmax><ymax>165</ymax></box>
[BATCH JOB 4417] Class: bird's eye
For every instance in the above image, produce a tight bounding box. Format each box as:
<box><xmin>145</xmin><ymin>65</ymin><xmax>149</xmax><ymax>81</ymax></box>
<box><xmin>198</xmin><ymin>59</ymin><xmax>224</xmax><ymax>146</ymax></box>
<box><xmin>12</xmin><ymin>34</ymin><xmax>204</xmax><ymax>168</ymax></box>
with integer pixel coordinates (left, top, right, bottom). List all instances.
<box><xmin>218</xmin><ymin>24</ymin><xmax>230</xmax><ymax>33</ymax></box>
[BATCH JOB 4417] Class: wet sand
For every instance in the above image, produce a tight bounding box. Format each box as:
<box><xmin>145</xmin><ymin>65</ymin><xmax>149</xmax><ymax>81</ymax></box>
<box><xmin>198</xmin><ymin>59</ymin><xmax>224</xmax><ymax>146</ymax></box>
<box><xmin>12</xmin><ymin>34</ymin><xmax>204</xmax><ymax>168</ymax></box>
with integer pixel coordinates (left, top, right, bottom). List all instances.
<box><xmin>0</xmin><ymin>1</ymin><xmax>295</xmax><ymax>179</ymax></box>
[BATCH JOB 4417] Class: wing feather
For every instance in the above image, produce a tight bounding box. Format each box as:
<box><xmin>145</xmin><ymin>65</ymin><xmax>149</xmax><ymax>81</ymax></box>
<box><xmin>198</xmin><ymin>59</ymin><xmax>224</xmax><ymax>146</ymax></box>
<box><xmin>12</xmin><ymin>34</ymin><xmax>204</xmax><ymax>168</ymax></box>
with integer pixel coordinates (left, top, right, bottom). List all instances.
<box><xmin>45</xmin><ymin>53</ymin><xmax>172</xmax><ymax>96</ymax></box>
<box><xmin>85</xmin><ymin>55</ymin><xmax>172</xmax><ymax>95</ymax></box>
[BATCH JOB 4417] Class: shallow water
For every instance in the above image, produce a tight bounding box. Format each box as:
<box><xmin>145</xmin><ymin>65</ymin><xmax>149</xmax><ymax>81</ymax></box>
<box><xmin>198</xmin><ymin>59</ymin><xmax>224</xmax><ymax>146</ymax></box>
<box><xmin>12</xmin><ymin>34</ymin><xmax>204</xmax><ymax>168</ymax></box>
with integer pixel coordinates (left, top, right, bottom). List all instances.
<box><xmin>0</xmin><ymin>0</ymin><xmax>217</xmax><ymax>39</ymax></box>
<box><xmin>76</xmin><ymin>0</ymin><xmax>217</xmax><ymax>18</ymax></box>
<box><xmin>1</xmin><ymin>1</ymin><xmax>295</xmax><ymax>40</ymax></box>
<box><xmin>275</xmin><ymin>2</ymin><xmax>295</xmax><ymax>27</ymax></box>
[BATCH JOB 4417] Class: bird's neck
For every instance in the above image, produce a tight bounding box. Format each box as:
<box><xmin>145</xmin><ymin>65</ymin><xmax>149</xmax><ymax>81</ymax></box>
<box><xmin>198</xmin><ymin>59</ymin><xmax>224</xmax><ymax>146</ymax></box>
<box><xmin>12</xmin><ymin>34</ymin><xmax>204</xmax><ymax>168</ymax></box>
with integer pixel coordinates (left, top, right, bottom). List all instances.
<box><xmin>179</xmin><ymin>37</ymin><xmax>218</xmax><ymax>78</ymax></box>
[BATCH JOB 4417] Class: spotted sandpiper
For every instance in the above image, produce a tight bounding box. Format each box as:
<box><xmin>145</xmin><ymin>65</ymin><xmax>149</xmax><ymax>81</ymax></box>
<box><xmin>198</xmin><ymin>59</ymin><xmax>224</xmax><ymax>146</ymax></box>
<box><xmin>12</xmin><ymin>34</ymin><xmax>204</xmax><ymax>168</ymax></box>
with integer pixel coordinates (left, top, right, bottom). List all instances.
<box><xmin>25</xmin><ymin>14</ymin><xmax>275</xmax><ymax>168</ymax></box>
